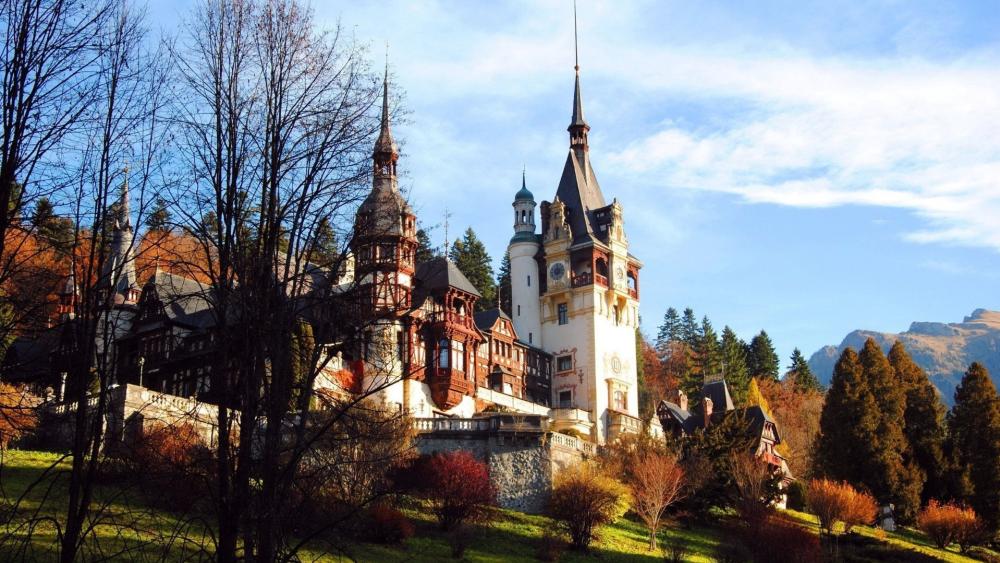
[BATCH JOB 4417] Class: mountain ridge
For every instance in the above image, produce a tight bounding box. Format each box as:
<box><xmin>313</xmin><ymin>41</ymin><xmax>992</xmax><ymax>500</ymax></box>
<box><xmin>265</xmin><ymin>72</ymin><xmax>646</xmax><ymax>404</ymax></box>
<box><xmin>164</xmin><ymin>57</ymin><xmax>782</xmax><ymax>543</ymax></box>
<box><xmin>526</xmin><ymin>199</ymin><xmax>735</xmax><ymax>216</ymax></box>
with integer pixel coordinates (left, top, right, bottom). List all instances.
<box><xmin>808</xmin><ymin>309</ymin><xmax>1000</xmax><ymax>405</ymax></box>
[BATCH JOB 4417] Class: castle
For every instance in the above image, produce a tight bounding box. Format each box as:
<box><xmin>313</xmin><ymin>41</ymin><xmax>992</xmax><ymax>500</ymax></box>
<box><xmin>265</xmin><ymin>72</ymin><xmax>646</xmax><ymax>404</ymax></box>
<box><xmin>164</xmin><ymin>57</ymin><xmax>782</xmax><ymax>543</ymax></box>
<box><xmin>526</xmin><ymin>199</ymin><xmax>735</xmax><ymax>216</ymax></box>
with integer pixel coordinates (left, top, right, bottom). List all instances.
<box><xmin>345</xmin><ymin>58</ymin><xmax>644</xmax><ymax>444</ymax></box>
<box><xmin>5</xmin><ymin>57</ymin><xmax>644</xmax><ymax>447</ymax></box>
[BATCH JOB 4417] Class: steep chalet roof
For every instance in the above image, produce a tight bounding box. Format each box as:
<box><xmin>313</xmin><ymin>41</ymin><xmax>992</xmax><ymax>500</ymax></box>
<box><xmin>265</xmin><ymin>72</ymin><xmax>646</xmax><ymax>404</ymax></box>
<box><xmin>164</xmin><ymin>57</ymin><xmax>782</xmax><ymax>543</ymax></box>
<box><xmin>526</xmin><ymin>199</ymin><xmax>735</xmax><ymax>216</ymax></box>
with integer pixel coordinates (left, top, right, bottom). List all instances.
<box><xmin>554</xmin><ymin>149</ymin><xmax>606</xmax><ymax>245</ymax></box>
<box><xmin>413</xmin><ymin>257</ymin><xmax>482</xmax><ymax>299</ymax></box>
<box><xmin>473</xmin><ymin>308</ymin><xmax>512</xmax><ymax>332</ymax></box>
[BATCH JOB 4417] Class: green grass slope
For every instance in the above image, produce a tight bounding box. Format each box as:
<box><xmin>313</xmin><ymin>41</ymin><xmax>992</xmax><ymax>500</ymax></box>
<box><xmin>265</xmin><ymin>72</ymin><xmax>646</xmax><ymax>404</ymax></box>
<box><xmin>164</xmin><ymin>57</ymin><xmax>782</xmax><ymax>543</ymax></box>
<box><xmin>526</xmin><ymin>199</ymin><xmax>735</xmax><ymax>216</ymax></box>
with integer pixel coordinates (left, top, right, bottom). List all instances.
<box><xmin>1</xmin><ymin>449</ymin><xmax>998</xmax><ymax>562</ymax></box>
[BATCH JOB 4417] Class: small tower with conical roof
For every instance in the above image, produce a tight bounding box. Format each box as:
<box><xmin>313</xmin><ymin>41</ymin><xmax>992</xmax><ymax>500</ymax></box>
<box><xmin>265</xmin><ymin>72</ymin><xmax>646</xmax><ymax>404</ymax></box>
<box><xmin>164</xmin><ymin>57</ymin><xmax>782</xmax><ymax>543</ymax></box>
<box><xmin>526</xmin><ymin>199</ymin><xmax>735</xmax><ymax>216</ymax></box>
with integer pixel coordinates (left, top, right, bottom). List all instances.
<box><xmin>353</xmin><ymin>65</ymin><xmax>418</xmax><ymax>316</ymax></box>
<box><xmin>99</xmin><ymin>168</ymin><xmax>139</xmax><ymax>305</ymax></box>
<box><xmin>508</xmin><ymin>170</ymin><xmax>542</xmax><ymax>347</ymax></box>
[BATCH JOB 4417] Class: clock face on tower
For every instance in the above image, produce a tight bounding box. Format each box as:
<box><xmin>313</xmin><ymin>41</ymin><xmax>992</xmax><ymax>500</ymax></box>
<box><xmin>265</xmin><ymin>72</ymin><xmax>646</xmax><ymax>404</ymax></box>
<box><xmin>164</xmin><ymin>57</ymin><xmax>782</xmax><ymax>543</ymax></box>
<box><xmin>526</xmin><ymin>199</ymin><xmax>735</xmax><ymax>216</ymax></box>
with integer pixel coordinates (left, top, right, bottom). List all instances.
<box><xmin>615</xmin><ymin>267</ymin><xmax>625</xmax><ymax>281</ymax></box>
<box><xmin>549</xmin><ymin>262</ymin><xmax>566</xmax><ymax>281</ymax></box>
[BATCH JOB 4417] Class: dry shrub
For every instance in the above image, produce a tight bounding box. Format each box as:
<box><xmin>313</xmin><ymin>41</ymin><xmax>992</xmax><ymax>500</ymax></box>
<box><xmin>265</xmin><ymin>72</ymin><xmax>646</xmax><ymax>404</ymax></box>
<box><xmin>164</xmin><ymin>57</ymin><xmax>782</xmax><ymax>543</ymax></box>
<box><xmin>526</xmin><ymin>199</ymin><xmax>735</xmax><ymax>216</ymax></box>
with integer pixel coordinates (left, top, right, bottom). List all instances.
<box><xmin>0</xmin><ymin>383</ymin><xmax>38</xmax><ymax>450</ymax></box>
<box><xmin>548</xmin><ymin>463</ymin><xmax>630</xmax><ymax>551</ymax></box>
<box><xmin>132</xmin><ymin>422</ymin><xmax>206</xmax><ymax>471</ymax></box>
<box><xmin>419</xmin><ymin>451</ymin><xmax>495</xmax><ymax>531</ymax></box>
<box><xmin>361</xmin><ymin>504</ymin><xmax>414</xmax><ymax>545</ymax></box>
<box><xmin>917</xmin><ymin>500</ymin><xmax>986</xmax><ymax>552</ymax></box>
<box><xmin>807</xmin><ymin>478</ymin><xmax>877</xmax><ymax>535</ymax></box>
<box><xmin>128</xmin><ymin>421</ymin><xmax>211</xmax><ymax>511</ymax></box>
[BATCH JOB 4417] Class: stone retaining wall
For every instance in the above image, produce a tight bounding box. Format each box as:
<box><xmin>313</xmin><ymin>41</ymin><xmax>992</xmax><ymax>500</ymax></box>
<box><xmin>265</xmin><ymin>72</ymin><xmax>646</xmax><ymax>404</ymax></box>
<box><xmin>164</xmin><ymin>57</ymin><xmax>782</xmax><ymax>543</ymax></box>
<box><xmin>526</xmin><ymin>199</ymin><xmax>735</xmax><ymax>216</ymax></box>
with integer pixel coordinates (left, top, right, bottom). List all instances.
<box><xmin>413</xmin><ymin>414</ymin><xmax>595</xmax><ymax>514</ymax></box>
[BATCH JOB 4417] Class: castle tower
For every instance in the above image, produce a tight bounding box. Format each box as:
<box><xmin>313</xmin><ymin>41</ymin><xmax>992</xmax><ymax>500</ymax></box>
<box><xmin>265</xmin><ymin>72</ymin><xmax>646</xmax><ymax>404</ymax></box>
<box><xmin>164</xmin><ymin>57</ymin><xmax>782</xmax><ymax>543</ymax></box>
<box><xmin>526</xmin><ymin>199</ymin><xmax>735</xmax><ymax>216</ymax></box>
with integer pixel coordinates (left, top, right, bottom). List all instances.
<box><xmin>99</xmin><ymin>170</ymin><xmax>139</xmax><ymax>305</ymax></box>
<box><xmin>508</xmin><ymin>170</ymin><xmax>542</xmax><ymax>347</ymax></box>
<box><xmin>353</xmin><ymin>66</ymin><xmax>418</xmax><ymax>317</ymax></box>
<box><xmin>351</xmin><ymin>65</ymin><xmax>417</xmax><ymax>387</ymax></box>
<box><xmin>541</xmin><ymin>58</ymin><xmax>642</xmax><ymax>444</ymax></box>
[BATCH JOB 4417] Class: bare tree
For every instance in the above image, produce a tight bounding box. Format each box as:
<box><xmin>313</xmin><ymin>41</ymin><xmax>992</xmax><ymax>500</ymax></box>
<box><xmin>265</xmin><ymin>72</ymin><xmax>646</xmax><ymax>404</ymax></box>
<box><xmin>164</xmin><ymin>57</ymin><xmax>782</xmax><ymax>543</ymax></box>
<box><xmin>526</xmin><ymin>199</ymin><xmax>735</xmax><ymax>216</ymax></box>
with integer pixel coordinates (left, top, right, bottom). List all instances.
<box><xmin>630</xmin><ymin>450</ymin><xmax>686</xmax><ymax>551</ymax></box>
<box><xmin>54</xmin><ymin>3</ymin><xmax>168</xmax><ymax>560</ymax></box>
<box><xmin>171</xmin><ymin>0</ymin><xmax>409</xmax><ymax>560</ymax></box>
<box><xmin>0</xmin><ymin>0</ymin><xmax>114</xmax><ymax>341</ymax></box>
<box><xmin>729</xmin><ymin>451</ymin><xmax>780</xmax><ymax>530</ymax></box>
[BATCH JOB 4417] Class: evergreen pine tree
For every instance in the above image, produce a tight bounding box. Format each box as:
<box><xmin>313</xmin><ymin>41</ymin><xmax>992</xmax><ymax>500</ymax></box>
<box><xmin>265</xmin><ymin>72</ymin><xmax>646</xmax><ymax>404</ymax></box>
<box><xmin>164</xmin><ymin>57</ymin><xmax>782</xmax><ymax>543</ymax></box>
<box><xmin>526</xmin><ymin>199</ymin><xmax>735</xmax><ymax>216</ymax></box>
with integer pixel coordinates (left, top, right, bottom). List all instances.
<box><xmin>656</xmin><ymin>307</ymin><xmax>681</xmax><ymax>354</ymax></box>
<box><xmin>888</xmin><ymin>341</ymin><xmax>946</xmax><ymax>504</ymax></box>
<box><xmin>814</xmin><ymin>347</ymin><xmax>878</xmax><ymax>486</ymax></box>
<box><xmin>308</xmin><ymin>217</ymin><xmax>339</xmax><ymax>267</ymax></box>
<box><xmin>698</xmin><ymin>316</ymin><xmax>721</xmax><ymax>379</ymax></box>
<box><xmin>787</xmin><ymin>348</ymin><xmax>822</xmax><ymax>392</ymax></box>
<box><xmin>496</xmin><ymin>252</ymin><xmax>511</xmax><ymax>315</ymax></box>
<box><xmin>680</xmin><ymin>308</ymin><xmax>700</xmax><ymax>348</ymax></box>
<box><xmin>31</xmin><ymin>197</ymin><xmax>74</xmax><ymax>251</ymax></box>
<box><xmin>145</xmin><ymin>197</ymin><xmax>172</xmax><ymax>231</ymax></box>
<box><xmin>859</xmin><ymin>338</ymin><xmax>922</xmax><ymax>523</ymax></box>
<box><xmin>415</xmin><ymin>228</ymin><xmax>435</xmax><ymax>264</ymax></box>
<box><xmin>720</xmin><ymin>326</ymin><xmax>749</xmax><ymax>405</ymax></box>
<box><xmin>449</xmin><ymin>227</ymin><xmax>496</xmax><ymax>312</ymax></box>
<box><xmin>746</xmin><ymin>331</ymin><xmax>780</xmax><ymax>381</ymax></box>
<box><xmin>948</xmin><ymin>362</ymin><xmax>1000</xmax><ymax>533</ymax></box>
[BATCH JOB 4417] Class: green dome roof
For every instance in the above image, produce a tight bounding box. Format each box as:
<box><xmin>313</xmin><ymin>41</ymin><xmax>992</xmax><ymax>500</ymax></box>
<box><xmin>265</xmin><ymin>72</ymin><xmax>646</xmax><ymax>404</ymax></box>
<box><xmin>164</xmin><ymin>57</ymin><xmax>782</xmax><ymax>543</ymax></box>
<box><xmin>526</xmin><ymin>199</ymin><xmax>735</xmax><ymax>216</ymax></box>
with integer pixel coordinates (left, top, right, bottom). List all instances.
<box><xmin>515</xmin><ymin>170</ymin><xmax>534</xmax><ymax>202</ymax></box>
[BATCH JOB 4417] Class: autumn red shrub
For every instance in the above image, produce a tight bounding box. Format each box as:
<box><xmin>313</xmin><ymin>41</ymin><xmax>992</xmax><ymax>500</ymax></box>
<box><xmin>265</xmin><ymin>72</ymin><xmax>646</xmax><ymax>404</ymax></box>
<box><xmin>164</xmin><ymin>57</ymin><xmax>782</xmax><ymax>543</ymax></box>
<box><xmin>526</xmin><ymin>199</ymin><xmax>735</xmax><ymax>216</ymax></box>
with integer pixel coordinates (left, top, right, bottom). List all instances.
<box><xmin>0</xmin><ymin>383</ymin><xmax>38</xmax><ymax>450</ymax></box>
<box><xmin>917</xmin><ymin>500</ymin><xmax>985</xmax><ymax>551</ymax></box>
<box><xmin>807</xmin><ymin>479</ymin><xmax>877</xmax><ymax>534</ymax></box>
<box><xmin>419</xmin><ymin>451</ymin><xmax>495</xmax><ymax>531</ymax></box>
<box><xmin>129</xmin><ymin>422</ymin><xmax>211</xmax><ymax>511</ymax></box>
<box><xmin>132</xmin><ymin>422</ymin><xmax>206</xmax><ymax>472</ymax></box>
<box><xmin>362</xmin><ymin>504</ymin><xmax>414</xmax><ymax>545</ymax></box>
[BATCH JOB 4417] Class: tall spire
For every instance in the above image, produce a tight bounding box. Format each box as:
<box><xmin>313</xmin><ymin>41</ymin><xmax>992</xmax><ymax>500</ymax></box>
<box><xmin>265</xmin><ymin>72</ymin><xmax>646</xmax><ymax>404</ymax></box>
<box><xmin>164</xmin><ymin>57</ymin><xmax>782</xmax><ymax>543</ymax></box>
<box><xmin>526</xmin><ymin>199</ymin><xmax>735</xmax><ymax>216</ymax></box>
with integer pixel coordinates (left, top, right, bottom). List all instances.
<box><xmin>373</xmin><ymin>51</ymin><xmax>398</xmax><ymax>178</ymax></box>
<box><xmin>568</xmin><ymin>1</ymin><xmax>589</xmax><ymax>150</ymax></box>
<box><xmin>120</xmin><ymin>165</ymin><xmax>131</xmax><ymax>231</ymax></box>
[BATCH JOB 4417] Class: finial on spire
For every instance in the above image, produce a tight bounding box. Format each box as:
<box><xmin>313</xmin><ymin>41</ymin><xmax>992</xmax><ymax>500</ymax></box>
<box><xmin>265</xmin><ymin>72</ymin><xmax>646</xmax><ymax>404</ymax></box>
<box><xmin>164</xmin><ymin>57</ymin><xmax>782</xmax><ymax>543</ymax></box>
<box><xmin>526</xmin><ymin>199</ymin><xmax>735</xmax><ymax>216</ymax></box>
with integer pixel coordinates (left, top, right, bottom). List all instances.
<box><xmin>573</xmin><ymin>0</ymin><xmax>579</xmax><ymax>72</ymax></box>
<box><xmin>568</xmin><ymin>1</ymin><xmax>589</xmax><ymax>148</ymax></box>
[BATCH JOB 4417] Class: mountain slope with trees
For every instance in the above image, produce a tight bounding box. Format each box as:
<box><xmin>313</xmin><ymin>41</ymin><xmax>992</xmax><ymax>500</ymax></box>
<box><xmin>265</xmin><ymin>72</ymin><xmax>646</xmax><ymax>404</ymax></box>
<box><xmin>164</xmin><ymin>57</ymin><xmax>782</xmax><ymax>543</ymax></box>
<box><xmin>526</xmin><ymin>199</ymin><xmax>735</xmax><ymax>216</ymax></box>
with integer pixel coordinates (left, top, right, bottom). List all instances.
<box><xmin>809</xmin><ymin>309</ymin><xmax>1000</xmax><ymax>405</ymax></box>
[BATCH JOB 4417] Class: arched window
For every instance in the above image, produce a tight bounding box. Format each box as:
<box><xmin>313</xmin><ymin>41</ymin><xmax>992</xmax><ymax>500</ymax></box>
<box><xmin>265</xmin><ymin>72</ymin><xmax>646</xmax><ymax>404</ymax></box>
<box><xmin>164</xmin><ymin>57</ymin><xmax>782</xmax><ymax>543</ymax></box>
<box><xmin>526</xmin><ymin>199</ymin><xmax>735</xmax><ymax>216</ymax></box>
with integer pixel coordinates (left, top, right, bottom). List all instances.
<box><xmin>438</xmin><ymin>339</ymin><xmax>450</xmax><ymax>369</ymax></box>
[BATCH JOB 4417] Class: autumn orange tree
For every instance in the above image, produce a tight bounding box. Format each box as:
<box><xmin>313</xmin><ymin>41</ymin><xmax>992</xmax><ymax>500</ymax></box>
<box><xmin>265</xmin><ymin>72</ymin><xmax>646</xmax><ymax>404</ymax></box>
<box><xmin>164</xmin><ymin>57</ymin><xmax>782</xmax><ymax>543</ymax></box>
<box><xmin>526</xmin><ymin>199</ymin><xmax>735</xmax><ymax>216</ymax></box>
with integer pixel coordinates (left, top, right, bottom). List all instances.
<box><xmin>630</xmin><ymin>450</ymin><xmax>686</xmax><ymax>550</ymax></box>
<box><xmin>807</xmin><ymin>479</ymin><xmax>878</xmax><ymax>536</ymax></box>
<box><xmin>0</xmin><ymin>383</ymin><xmax>37</xmax><ymax>450</ymax></box>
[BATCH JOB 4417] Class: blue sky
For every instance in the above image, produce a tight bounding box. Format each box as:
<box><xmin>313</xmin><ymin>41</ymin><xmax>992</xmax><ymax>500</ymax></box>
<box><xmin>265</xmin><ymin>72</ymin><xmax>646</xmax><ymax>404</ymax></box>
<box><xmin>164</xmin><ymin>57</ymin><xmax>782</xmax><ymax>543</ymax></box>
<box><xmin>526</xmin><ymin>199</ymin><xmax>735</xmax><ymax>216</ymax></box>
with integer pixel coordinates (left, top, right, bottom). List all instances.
<box><xmin>149</xmin><ymin>1</ymin><xmax>1000</xmax><ymax>366</ymax></box>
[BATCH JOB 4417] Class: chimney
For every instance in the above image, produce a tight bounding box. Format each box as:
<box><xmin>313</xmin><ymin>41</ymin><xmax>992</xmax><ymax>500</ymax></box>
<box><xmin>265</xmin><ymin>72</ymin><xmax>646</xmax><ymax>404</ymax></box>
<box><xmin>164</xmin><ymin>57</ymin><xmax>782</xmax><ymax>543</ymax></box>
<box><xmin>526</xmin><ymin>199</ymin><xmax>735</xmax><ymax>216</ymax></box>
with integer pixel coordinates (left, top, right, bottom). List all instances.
<box><xmin>677</xmin><ymin>390</ymin><xmax>688</xmax><ymax>412</ymax></box>
<box><xmin>703</xmin><ymin>397</ymin><xmax>714</xmax><ymax>428</ymax></box>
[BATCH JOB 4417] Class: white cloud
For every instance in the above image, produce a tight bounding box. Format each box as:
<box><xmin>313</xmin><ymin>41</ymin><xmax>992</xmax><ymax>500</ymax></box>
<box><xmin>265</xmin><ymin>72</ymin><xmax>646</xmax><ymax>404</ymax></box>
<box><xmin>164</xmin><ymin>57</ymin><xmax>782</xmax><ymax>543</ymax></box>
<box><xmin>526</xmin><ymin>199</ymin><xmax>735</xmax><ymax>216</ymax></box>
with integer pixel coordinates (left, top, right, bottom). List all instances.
<box><xmin>605</xmin><ymin>51</ymin><xmax>1000</xmax><ymax>251</ymax></box>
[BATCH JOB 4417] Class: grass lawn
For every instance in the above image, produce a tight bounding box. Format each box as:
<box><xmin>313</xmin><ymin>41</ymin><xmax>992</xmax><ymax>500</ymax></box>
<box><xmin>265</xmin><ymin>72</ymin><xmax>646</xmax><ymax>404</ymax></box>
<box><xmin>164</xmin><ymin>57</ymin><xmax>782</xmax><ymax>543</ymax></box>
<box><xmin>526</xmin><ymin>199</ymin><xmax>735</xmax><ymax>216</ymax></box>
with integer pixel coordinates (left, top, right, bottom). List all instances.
<box><xmin>783</xmin><ymin>508</ymin><xmax>999</xmax><ymax>563</ymax></box>
<box><xmin>3</xmin><ymin>449</ymin><xmax>999</xmax><ymax>562</ymax></box>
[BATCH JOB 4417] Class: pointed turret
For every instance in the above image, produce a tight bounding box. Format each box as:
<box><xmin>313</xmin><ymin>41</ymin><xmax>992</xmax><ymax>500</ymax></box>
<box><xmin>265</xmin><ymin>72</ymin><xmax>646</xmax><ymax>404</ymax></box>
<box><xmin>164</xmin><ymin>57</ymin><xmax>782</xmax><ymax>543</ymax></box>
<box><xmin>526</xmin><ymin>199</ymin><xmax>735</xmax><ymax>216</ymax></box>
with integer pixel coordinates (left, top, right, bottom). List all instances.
<box><xmin>568</xmin><ymin>68</ymin><xmax>590</xmax><ymax>151</ymax></box>
<box><xmin>373</xmin><ymin>66</ymin><xmax>398</xmax><ymax>179</ymax></box>
<box><xmin>99</xmin><ymin>168</ymin><xmax>139</xmax><ymax>305</ymax></box>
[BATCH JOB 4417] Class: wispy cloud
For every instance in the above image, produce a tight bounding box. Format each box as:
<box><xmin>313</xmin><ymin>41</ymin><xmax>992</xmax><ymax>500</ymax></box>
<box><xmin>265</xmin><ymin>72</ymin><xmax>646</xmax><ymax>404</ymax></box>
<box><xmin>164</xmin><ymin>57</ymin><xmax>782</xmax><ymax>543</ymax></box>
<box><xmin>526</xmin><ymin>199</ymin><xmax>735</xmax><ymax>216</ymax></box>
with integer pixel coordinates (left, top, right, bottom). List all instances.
<box><xmin>605</xmin><ymin>50</ymin><xmax>1000</xmax><ymax>251</ymax></box>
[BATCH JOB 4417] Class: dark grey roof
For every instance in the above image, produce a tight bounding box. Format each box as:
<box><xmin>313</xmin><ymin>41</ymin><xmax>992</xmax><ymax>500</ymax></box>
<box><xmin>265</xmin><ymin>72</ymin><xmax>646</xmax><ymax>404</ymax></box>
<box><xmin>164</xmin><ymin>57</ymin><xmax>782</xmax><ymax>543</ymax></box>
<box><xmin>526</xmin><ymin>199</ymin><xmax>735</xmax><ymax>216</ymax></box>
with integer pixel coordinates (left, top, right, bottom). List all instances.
<box><xmin>744</xmin><ymin>405</ymin><xmax>781</xmax><ymax>445</ymax></box>
<box><xmin>144</xmin><ymin>271</ymin><xmax>212</xmax><ymax>327</ymax></box>
<box><xmin>703</xmin><ymin>379</ymin><xmax>735</xmax><ymax>411</ymax></box>
<box><xmin>570</xmin><ymin>71</ymin><xmax>587</xmax><ymax>128</ymax></box>
<box><xmin>413</xmin><ymin>257</ymin><xmax>482</xmax><ymax>298</ymax></box>
<box><xmin>554</xmin><ymin>149</ymin><xmax>606</xmax><ymax>245</ymax></box>
<box><xmin>474</xmin><ymin>308</ymin><xmax>511</xmax><ymax>332</ymax></box>
<box><xmin>3</xmin><ymin>333</ymin><xmax>58</xmax><ymax>380</ymax></box>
